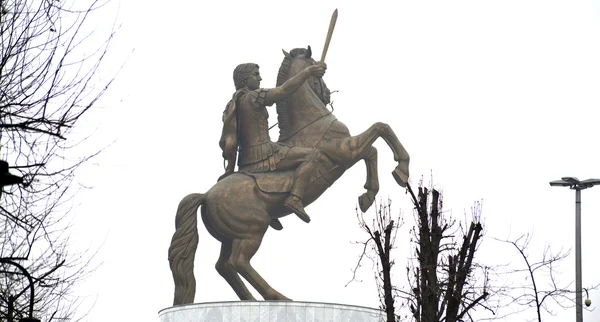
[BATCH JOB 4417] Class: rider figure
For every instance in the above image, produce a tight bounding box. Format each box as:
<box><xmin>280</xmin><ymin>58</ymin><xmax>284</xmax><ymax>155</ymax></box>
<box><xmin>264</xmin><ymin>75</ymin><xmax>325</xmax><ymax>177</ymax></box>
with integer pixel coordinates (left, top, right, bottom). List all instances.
<box><xmin>219</xmin><ymin>62</ymin><xmax>329</xmax><ymax>224</ymax></box>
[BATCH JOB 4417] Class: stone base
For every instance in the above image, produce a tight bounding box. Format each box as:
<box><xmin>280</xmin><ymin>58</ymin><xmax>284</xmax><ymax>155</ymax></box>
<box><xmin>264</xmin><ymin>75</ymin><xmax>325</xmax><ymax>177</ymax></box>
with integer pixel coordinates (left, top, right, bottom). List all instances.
<box><xmin>158</xmin><ymin>301</ymin><xmax>384</xmax><ymax>322</ymax></box>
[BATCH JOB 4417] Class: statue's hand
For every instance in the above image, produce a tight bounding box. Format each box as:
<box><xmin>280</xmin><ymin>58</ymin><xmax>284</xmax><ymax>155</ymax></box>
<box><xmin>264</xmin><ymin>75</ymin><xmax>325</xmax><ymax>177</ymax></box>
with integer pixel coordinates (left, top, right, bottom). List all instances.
<box><xmin>308</xmin><ymin>62</ymin><xmax>327</xmax><ymax>78</ymax></box>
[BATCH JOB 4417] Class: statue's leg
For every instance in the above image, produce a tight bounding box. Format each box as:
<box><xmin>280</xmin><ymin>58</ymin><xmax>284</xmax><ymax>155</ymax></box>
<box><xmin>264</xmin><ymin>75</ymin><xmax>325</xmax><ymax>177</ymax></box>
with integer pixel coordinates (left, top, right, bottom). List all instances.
<box><xmin>277</xmin><ymin>147</ymin><xmax>333</xmax><ymax>222</ymax></box>
<box><xmin>229</xmin><ymin>237</ymin><xmax>291</xmax><ymax>301</ymax></box>
<box><xmin>358</xmin><ymin>146</ymin><xmax>379</xmax><ymax>212</ymax></box>
<box><xmin>215</xmin><ymin>240</ymin><xmax>256</xmax><ymax>300</ymax></box>
<box><xmin>277</xmin><ymin>147</ymin><xmax>326</xmax><ymax>199</ymax></box>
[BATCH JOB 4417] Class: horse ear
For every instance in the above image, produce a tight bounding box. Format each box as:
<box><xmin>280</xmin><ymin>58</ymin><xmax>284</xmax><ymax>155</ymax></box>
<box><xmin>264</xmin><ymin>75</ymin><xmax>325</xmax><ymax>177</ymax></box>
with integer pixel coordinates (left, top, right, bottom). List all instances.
<box><xmin>282</xmin><ymin>49</ymin><xmax>291</xmax><ymax>58</ymax></box>
<box><xmin>306</xmin><ymin>45</ymin><xmax>312</xmax><ymax>59</ymax></box>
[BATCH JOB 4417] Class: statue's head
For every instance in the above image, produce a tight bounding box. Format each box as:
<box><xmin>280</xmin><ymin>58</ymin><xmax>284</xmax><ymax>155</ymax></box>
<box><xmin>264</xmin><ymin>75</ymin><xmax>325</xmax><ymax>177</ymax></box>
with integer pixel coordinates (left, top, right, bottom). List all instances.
<box><xmin>233</xmin><ymin>63</ymin><xmax>260</xmax><ymax>90</ymax></box>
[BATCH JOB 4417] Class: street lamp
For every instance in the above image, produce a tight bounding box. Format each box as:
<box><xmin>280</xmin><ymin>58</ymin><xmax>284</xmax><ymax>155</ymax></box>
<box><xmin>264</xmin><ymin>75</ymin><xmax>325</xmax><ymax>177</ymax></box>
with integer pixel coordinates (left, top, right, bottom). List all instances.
<box><xmin>549</xmin><ymin>177</ymin><xmax>600</xmax><ymax>322</ymax></box>
<box><xmin>0</xmin><ymin>160</ymin><xmax>23</xmax><ymax>197</ymax></box>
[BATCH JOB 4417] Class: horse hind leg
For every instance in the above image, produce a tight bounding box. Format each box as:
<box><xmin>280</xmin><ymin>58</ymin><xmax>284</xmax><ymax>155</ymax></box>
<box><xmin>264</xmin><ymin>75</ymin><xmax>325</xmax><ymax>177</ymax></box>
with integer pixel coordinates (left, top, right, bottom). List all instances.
<box><xmin>229</xmin><ymin>237</ymin><xmax>291</xmax><ymax>301</ymax></box>
<box><xmin>358</xmin><ymin>146</ymin><xmax>379</xmax><ymax>212</ymax></box>
<box><xmin>215</xmin><ymin>240</ymin><xmax>256</xmax><ymax>300</ymax></box>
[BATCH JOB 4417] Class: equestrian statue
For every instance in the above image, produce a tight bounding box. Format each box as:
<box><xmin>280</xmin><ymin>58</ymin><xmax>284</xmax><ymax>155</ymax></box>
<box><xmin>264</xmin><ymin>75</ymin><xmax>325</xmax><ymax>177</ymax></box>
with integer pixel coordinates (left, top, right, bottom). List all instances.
<box><xmin>168</xmin><ymin>10</ymin><xmax>410</xmax><ymax>305</ymax></box>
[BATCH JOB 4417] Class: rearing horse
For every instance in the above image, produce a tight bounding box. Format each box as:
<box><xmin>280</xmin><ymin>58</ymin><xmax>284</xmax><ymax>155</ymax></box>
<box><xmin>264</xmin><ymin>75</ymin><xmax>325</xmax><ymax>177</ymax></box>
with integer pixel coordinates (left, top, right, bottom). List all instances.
<box><xmin>168</xmin><ymin>46</ymin><xmax>410</xmax><ymax>305</ymax></box>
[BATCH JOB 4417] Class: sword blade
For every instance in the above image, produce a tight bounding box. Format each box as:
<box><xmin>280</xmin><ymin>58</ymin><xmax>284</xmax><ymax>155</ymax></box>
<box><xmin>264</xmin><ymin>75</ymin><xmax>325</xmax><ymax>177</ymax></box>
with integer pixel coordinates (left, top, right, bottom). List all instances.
<box><xmin>320</xmin><ymin>9</ymin><xmax>338</xmax><ymax>62</ymax></box>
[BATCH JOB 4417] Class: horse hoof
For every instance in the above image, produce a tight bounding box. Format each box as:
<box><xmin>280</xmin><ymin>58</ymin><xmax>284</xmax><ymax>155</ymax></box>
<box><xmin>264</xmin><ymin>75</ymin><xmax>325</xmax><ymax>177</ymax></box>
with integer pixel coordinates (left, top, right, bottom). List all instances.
<box><xmin>392</xmin><ymin>166</ymin><xmax>408</xmax><ymax>188</ymax></box>
<box><xmin>358</xmin><ymin>192</ymin><xmax>375</xmax><ymax>212</ymax></box>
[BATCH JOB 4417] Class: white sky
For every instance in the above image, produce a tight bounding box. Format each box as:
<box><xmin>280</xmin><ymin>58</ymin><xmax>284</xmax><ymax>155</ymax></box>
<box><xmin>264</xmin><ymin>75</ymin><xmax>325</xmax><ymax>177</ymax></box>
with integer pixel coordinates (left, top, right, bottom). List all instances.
<box><xmin>61</xmin><ymin>0</ymin><xmax>600</xmax><ymax>321</ymax></box>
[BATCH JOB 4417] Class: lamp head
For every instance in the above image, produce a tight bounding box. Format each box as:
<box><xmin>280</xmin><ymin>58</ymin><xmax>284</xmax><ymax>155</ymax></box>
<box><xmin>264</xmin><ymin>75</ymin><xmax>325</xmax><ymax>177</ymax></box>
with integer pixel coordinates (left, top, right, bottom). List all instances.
<box><xmin>549</xmin><ymin>180</ymin><xmax>571</xmax><ymax>187</ymax></box>
<box><xmin>581</xmin><ymin>179</ymin><xmax>600</xmax><ymax>188</ymax></box>
<box><xmin>561</xmin><ymin>177</ymin><xmax>580</xmax><ymax>184</ymax></box>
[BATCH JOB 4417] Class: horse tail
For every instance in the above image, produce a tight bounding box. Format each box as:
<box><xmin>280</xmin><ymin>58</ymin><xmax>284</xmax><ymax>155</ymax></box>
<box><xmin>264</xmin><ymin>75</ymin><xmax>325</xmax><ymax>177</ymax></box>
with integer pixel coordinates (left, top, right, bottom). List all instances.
<box><xmin>168</xmin><ymin>193</ymin><xmax>206</xmax><ymax>305</ymax></box>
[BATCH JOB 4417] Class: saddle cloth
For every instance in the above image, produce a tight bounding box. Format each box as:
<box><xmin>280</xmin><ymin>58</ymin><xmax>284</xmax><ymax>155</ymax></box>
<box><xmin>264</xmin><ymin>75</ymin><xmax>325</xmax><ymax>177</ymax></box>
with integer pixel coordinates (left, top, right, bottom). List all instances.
<box><xmin>240</xmin><ymin>162</ymin><xmax>334</xmax><ymax>194</ymax></box>
<box><xmin>241</xmin><ymin>170</ymin><xmax>295</xmax><ymax>193</ymax></box>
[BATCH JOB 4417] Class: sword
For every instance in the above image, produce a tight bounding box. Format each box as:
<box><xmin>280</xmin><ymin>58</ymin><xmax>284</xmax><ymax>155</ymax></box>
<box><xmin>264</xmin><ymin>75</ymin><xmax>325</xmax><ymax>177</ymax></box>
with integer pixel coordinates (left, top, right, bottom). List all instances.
<box><xmin>320</xmin><ymin>9</ymin><xmax>338</xmax><ymax>62</ymax></box>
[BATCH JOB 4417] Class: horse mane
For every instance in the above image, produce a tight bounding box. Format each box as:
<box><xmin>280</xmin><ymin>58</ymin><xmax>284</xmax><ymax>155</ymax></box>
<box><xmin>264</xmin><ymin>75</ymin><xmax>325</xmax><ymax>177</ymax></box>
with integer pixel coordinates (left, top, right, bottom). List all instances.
<box><xmin>276</xmin><ymin>54</ymin><xmax>293</xmax><ymax>140</ymax></box>
<box><xmin>276</xmin><ymin>48</ymin><xmax>331</xmax><ymax>140</ymax></box>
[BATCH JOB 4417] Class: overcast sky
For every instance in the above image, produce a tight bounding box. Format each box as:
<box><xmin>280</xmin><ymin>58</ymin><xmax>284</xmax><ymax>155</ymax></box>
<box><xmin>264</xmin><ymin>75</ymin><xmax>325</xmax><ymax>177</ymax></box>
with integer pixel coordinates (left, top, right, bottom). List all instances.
<box><xmin>63</xmin><ymin>1</ymin><xmax>600</xmax><ymax>321</ymax></box>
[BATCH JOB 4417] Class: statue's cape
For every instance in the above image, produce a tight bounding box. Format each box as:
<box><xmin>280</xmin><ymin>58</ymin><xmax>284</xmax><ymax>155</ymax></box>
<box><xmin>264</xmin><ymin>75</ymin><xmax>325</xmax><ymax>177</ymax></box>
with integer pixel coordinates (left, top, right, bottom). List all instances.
<box><xmin>219</xmin><ymin>89</ymin><xmax>249</xmax><ymax>173</ymax></box>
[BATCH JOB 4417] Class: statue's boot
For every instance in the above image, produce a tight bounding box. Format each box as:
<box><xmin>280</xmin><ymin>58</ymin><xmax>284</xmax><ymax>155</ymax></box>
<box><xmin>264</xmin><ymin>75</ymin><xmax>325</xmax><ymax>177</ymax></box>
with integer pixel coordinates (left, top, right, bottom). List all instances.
<box><xmin>284</xmin><ymin>195</ymin><xmax>311</xmax><ymax>223</ymax></box>
<box><xmin>270</xmin><ymin>218</ymin><xmax>283</xmax><ymax>230</ymax></box>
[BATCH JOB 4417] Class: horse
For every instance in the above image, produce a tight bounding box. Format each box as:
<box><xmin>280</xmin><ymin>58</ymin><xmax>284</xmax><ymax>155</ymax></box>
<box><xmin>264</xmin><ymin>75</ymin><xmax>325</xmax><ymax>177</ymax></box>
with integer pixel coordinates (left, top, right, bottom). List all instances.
<box><xmin>168</xmin><ymin>46</ymin><xmax>410</xmax><ymax>305</ymax></box>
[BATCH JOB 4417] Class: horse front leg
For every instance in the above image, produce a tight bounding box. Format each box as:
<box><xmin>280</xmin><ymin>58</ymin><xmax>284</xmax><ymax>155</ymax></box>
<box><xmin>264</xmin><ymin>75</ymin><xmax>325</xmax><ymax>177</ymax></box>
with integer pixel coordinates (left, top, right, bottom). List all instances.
<box><xmin>373</xmin><ymin>122</ymin><xmax>410</xmax><ymax>187</ymax></box>
<box><xmin>358</xmin><ymin>146</ymin><xmax>379</xmax><ymax>212</ymax></box>
<box><xmin>322</xmin><ymin>122</ymin><xmax>409</xmax><ymax>188</ymax></box>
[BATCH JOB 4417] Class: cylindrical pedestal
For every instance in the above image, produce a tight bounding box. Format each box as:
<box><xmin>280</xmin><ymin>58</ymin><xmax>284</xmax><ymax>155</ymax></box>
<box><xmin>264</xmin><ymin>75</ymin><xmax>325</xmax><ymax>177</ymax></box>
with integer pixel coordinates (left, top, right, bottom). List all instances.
<box><xmin>159</xmin><ymin>301</ymin><xmax>384</xmax><ymax>322</ymax></box>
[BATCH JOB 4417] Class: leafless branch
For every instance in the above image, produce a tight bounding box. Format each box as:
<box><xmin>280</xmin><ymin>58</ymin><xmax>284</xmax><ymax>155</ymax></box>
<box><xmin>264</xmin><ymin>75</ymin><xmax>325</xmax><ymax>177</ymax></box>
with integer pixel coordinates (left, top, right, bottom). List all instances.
<box><xmin>0</xmin><ymin>0</ymin><xmax>117</xmax><ymax>319</ymax></box>
<box><xmin>491</xmin><ymin>234</ymin><xmax>598</xmax><ymax>321</ymax></box>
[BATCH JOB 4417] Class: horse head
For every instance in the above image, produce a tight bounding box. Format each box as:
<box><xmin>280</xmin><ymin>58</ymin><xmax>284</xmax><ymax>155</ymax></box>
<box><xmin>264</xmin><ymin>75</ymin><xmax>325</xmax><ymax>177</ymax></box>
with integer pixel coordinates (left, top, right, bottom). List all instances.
<box><xmin>276</xmin><ymin>46</ymin><xmax>333</xmax><ymax>143</ymax></box>
<box><xmin>279</xmin><ymin>46</ymin><xmax>331</xmax><ymax>105</ymax></box>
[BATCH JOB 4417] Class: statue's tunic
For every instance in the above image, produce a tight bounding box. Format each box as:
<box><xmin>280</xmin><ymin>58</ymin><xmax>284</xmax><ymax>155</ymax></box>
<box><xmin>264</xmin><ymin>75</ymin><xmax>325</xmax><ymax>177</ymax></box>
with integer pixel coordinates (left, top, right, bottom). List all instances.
<box><xmin>237</xmin><ymin>88</ymin><xmax>290</xmax><ymax>173</ymax></box>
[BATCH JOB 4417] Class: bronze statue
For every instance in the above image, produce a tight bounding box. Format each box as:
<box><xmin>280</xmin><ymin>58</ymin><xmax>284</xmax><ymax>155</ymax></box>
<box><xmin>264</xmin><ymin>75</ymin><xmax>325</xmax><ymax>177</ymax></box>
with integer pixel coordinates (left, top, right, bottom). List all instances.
<box><xmin>168</xmin><ymin>45</ymin><xmax>410</xmax><ymax>304</ymax></box>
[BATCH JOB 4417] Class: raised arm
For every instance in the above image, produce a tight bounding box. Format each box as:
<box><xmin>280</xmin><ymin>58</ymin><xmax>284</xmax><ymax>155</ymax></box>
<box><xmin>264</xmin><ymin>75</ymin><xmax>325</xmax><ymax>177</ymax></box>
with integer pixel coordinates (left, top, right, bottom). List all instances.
<box><xmin>268</xmin><ymin>62</ymin><xmax>327</xmax><ymax>103</ymax></box>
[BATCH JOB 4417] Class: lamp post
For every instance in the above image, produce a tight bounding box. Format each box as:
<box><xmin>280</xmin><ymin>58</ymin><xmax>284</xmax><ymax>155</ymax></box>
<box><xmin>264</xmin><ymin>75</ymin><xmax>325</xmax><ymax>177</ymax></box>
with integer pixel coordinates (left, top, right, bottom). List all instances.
<box><xmin>549</xmin><ymin>177</ymin><xmax>600</xmax><ymax>322</ymax></box>
<box><xmin>0</xmin><ymin>160</ymin><xmax>39</xmax><ymax>321</ymax></box>
<box><xmin>0</xmin><ymin>259</ymin><xmax>40</xmax><ymax>322</ymax></box>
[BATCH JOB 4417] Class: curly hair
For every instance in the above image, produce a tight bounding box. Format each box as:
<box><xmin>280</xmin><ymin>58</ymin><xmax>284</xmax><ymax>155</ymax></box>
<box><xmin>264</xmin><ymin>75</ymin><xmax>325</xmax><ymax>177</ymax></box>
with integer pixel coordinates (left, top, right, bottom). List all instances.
<box><xmin>233</xmin><ymin>63</ymin><xmax>259</xmax><ymax>90</ymax></box>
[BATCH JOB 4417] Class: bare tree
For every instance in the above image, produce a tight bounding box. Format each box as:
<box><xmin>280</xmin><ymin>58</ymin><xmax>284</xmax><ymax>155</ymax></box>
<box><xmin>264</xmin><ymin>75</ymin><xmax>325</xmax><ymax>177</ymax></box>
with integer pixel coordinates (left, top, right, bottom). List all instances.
<box><xmin>494</xmin><ymin>234</ymin><xmax>596</xmax><ymax>321</ymax></box>
<box><xmin>0</xmin><ymin>0</ymin><xmax>116</xmax><ymax>320</ymax></box>
<box><xmin>350</xmin><ymin>199</ymin><xmax>403</xmax><ymax>322</ymax></box>
<box><xmin>401</xmin><ymin>184</ymin><xmax>489</xmax><ymax>322</ymax></box>
<box><xmin>350</xmin><ymin>181</ymin><xmax>491</xmax><ymax>322</ymax></box>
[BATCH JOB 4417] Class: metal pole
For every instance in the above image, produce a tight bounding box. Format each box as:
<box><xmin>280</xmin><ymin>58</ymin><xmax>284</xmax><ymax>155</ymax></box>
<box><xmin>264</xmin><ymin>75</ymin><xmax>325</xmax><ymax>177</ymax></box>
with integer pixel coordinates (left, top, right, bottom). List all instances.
<box><xmin>0</xmin><ymin>259</ymin><xmax>35</xmax><ymax>319</ymax></box>
<box><xmin>575</xmin><ymin>188</ymin><xmax>583</xmax><ymax>322</ymax></box>
<box><xmin>8</xmin><ymin>295</ymin><xmax>15</xmax><ymax>322</ymax></box>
